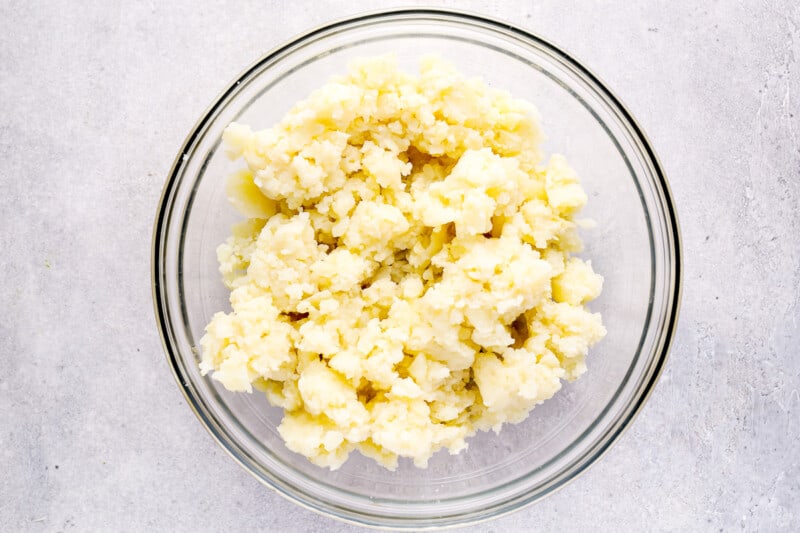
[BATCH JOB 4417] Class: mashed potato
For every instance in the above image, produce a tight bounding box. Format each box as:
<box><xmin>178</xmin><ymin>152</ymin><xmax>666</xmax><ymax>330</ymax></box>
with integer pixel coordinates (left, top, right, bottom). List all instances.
<box><xmin>200</xmin><ymin>56</ymin><xmax>606</xmax><ymax>470</ymax></box>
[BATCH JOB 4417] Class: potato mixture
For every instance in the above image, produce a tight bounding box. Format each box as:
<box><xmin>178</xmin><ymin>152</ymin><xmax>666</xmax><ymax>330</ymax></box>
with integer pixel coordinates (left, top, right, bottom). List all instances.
<box><xmin>200</xmin><ymin>56</ymin><xmax>605</xmax><ymax>470</ymax></box>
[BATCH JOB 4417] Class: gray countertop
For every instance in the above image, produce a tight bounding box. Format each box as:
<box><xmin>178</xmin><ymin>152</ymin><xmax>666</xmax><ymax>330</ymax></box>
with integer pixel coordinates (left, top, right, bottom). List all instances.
<box><xmin>2</xmin><ymin>1</ymin><xmax>798</xmax><ymax>531</ymax></box>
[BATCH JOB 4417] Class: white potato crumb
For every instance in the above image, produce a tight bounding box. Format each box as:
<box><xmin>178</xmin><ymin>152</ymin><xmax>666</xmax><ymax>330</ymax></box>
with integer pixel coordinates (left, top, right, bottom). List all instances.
<box><xmin>200</xmin><ymin>56</ymin><xmax>606</xmax><ymax>470</ymax></box>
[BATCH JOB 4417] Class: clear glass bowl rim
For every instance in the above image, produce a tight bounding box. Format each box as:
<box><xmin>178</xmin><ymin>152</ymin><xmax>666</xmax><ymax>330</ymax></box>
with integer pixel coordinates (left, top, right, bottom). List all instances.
<box><xmin>151</xmin><ymin>7</ymin><xmax>682</xmax><ymax>529</ymax></box>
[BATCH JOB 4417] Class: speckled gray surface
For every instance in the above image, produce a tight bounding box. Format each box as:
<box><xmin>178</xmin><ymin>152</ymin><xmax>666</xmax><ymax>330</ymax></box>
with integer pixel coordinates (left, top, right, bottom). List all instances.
<box><xmin>2</xmin><ymin>1</ymin><xmax>798</xmax><ymax>531</ymax></box>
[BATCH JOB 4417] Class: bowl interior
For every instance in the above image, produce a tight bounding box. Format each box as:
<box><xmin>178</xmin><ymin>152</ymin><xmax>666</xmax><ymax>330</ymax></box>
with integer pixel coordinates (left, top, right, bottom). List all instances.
<box><xmin>156</xmin><ymin>11</ymin><xmax>678</xmax><ymax>527</ymax></box>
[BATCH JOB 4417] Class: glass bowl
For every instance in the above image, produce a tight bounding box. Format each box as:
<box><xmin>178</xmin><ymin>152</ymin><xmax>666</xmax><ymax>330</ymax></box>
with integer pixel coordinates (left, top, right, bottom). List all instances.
<box><xmin>152</xmin><ymin>8</ymin><xmax>681</xmax><ymax>529</ymax></box>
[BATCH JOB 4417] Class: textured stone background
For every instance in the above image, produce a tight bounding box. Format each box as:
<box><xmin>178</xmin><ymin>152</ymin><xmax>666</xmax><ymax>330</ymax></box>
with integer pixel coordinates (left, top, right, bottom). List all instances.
<box><xmin>2</xmin><ymin>1</ymin><xmax>798</xmax><ymax>531</ymax></box>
